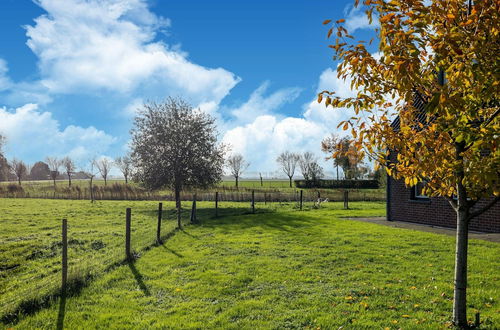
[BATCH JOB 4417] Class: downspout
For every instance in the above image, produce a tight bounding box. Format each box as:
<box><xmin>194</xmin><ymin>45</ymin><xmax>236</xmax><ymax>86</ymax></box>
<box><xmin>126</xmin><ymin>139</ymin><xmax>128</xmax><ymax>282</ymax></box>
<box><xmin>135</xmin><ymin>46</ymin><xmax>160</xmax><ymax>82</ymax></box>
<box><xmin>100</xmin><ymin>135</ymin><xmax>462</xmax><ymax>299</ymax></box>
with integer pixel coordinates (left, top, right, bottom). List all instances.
<box><xmin>387</xmin><ymin>171</ymin><xmax>392</xmax><ymax>221</ymax></box>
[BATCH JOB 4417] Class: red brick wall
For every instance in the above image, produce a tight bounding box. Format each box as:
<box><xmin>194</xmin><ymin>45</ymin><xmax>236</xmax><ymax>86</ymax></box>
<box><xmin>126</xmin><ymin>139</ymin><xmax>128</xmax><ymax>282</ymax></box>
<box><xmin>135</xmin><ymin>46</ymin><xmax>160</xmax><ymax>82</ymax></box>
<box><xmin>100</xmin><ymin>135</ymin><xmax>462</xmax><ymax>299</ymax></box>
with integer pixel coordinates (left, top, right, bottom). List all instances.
<box><xmin>387</xmin><ymin>176</ymin><xmax>500</xmax><ymax>233</ymax></box>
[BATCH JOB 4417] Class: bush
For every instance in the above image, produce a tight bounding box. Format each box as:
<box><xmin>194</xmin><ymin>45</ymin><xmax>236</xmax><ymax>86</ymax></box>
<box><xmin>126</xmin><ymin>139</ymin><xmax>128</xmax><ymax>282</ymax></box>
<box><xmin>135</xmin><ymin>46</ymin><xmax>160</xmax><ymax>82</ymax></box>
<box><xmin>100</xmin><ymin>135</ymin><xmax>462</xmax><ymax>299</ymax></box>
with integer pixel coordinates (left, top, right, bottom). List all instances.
<box><xmin>294</xmin><ymin>179</ymin><xmax>379</xmax><ymax>189</ymax></box>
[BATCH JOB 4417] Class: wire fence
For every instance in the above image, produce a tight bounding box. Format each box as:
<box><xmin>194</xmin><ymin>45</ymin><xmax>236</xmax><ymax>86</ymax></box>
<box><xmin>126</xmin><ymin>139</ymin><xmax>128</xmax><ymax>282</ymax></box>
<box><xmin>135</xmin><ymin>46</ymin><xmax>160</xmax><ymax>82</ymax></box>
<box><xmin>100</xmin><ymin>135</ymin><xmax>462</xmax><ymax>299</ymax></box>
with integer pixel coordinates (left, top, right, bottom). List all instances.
<box><xmin>0</xmin><ymin>190</ymin><xmax>382</xmax><ymax>323</ymax></box>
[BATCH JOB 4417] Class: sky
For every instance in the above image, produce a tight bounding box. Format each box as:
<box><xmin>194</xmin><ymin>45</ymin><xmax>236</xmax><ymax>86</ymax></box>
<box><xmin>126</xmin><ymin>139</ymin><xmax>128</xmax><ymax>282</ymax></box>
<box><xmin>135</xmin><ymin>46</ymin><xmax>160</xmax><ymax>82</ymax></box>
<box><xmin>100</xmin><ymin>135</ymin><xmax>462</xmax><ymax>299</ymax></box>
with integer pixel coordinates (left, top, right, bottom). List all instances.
<box><xmin>0</xmin><ymin>0</ymin><xmax>379</xmax><ymax>178</ymax></box>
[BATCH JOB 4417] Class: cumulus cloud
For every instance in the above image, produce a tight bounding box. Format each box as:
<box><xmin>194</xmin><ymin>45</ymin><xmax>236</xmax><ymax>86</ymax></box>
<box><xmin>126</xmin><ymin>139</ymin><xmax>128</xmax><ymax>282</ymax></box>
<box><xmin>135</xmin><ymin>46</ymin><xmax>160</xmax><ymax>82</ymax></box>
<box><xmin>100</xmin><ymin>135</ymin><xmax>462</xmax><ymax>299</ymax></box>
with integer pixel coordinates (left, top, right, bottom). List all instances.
<box><xmin>344</xmin><ymin>5</ymin><xmax>378</xmax><ymax>34</ymax></box>
<box><xmin>0</xmin><ymin>103</ymin><xmax>116</xmax><ymax>163</ymax></box>
<box><xmin>229</xmin><ymin>82</ymin><xmax>302</xmax><ymax>123</ymax></box>
<box><xmin>0</xmin><ymin>59</ymin><xmax>12</xmax><ymax>91</ymax></box>
<box><xmin>25</xmin><ymin>0</ymin><xmax>240</xmax><ymax>107</ymax></box>
<box><xmin>221</xmin><ymin>67</ymin><xmax>360</xmax><ymax>174</ymax></box>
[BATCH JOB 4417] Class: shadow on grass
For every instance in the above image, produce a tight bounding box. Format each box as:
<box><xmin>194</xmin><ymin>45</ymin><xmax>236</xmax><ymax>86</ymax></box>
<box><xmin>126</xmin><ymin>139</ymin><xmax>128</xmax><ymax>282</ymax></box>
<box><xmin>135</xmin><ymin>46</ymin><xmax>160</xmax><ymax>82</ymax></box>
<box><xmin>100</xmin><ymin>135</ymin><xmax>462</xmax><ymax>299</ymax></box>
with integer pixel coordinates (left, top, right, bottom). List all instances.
<box><xmin>127</xmin><ymin>261</ymin><xmax>151</xmax><ymax>296</ymax></box>
<box><xmin>159</xmin><ymin>244</ymin><xmax>184</xmax><ymax>258</ymax></box>
<box><xmin>56</xmin><ymin>292</ymin><xmax>66</xmax><ymax>330</ymax></box>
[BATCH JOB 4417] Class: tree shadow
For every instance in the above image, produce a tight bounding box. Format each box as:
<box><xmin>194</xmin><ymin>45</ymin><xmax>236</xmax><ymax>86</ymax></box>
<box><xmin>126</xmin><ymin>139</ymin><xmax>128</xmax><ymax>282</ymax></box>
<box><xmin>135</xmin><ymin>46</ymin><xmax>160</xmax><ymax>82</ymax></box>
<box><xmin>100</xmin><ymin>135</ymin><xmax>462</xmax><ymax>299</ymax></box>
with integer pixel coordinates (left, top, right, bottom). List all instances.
<box><xmin>127</xmin><ymin>261</ymin><xmax>151</xmax><ymax>296</ymax></box>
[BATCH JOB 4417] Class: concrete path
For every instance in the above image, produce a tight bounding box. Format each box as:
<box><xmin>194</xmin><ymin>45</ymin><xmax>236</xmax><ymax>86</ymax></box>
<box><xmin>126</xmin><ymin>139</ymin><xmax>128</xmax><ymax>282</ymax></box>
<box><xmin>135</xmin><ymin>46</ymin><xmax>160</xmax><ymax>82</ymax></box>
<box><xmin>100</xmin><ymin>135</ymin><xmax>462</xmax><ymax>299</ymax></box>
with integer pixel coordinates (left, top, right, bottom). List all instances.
<box><xmin>345</xmin><ymin>217</ymin><xmax>500</xmax><ymax>243</ymax></box>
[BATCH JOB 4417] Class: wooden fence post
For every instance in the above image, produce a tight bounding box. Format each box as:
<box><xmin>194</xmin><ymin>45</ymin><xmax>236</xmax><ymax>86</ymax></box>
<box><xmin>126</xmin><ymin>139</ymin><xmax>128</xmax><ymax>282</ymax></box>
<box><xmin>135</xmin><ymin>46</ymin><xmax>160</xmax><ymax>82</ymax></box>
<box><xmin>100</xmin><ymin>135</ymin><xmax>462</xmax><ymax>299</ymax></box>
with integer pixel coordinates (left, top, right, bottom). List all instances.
<box><xmin>156</xmin><ymin>202</ymin><xmax>162</xmax><ymax>244</ymax></box>
<box><xmin>61</xmin><ymin>218</ymin><xmax>68</xmax><ymax>293</ymax></box>
<box><xmin>190</xmin><ymin>194</ymin><xmax>197</xmax><ymax>223</ymax></box>
<box><xmin>125</xmin><ymin>208</ymin><xmax>131</xmax><ymax>260</ymax></box>
<box><xmin>300</xmin><ymin>190</ymin><xmax>303</xmax><ymax>210</ymax></box>
<box><xmin>264</xmin><ymin>193</ymin><xmax>267</xmax><ymax>205</ymax></box>
<box><xmin>215</xmin><ymin>191</ymin><xmax>219</xmax><ymax>217</ymax></box>
<box><xmin>251</xmin><ymin>190</ymin><xmax>255</xmax><ymax>213</ymax></box>
<box><xmin>344</xmin><ymin>191</ymin><xmax>349</xmax><ymax>209</ymax></box>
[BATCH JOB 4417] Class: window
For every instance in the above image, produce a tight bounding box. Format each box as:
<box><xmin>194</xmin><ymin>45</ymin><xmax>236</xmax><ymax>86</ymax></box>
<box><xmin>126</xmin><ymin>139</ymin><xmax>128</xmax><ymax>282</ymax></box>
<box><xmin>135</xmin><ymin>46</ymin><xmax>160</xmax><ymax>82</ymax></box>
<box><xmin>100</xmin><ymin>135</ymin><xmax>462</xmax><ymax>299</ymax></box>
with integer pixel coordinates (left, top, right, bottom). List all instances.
<box><xmin>411</xmin><ymin>181</ymin><xmax>429</xmax><ymax>200</ymax></box>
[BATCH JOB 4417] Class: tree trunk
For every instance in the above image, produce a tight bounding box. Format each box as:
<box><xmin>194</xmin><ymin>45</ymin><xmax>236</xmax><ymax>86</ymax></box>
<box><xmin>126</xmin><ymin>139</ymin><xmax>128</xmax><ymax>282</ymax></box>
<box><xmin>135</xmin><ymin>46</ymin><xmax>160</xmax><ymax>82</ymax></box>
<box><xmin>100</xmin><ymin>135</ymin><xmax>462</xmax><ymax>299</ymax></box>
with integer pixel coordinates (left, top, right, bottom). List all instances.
<box><xmin>289</xmin><ymin>176</ymin><xmax>292</xmax><ymax>188</ymax></box>
<box><xmin>90</xmin><ymin>177</ymin><xmax>94</xmax><ymax>203</ymax></box>
<box><xmin>452</xmin><ymin>142</ymin><xmax>469</xmax><ymax>327</ymax></box>
<box><xmin>336</xmin><ymin>165</ymin><xmax>339</xmax><ymax>180</ymax></box>
<box><xmin>175</xmin><ymin>187</ymin><xmax>182</xmax><ymax>229</ymax></box>
<box><xmin>53</xmin><ymin>178</ymin><xmax>56</xmax><ymax>189</ymax></box>
<box><xmin>453</xmin><ymin>207</ymin><xmax>469</xmax><ymax>327</ymax></box>
<box><xmin>68</xmin><ymin>174</ymin><xmax>71</xmax><ymax>187</ymax></box>
<box><xmin>235</xmin><ymin>176</ymin><xmax>238</xmax><ymax>188</ymax></box>
<box><xmin>125</xmin><ymin>175</ymin><xmax>128</xmax><ymax>184</ymax></box>
<box><xmin>104</xmin><ymin>177</ymin><xmax>107</xmax><ymax>186</ymax></box>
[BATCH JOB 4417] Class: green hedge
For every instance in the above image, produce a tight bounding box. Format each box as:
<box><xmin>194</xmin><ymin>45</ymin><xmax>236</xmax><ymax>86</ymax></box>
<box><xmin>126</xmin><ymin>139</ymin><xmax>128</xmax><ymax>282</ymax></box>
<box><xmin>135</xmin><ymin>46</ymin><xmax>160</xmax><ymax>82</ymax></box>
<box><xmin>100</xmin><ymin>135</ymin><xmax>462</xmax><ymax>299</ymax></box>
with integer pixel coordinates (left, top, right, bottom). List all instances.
<box><xmin>294</xmin><ymin>179</ymin><xmax>380</xmax><ymax>189</ymax></box>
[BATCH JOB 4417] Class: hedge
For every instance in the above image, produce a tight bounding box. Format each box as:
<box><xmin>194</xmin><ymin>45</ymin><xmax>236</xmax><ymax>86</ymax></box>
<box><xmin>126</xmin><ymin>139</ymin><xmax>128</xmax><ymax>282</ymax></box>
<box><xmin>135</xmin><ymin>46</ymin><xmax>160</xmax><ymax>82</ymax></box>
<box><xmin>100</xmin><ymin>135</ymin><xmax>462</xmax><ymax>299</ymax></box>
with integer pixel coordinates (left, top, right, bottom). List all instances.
<box><xmin>294</xmin><ymin>179</ymin><xmax>379</xmax><ymax>189</ymax></box>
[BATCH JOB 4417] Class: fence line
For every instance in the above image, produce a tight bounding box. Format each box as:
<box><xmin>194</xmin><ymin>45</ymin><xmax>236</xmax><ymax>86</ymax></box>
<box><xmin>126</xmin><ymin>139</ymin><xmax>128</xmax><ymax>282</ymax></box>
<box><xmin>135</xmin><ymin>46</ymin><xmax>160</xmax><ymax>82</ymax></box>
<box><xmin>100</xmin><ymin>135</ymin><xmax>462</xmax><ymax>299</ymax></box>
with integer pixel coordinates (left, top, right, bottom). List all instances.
<box><xmin>0</xmin><ymin>192</ymin><xmax>374</xmax><ymax>322</ymax></box>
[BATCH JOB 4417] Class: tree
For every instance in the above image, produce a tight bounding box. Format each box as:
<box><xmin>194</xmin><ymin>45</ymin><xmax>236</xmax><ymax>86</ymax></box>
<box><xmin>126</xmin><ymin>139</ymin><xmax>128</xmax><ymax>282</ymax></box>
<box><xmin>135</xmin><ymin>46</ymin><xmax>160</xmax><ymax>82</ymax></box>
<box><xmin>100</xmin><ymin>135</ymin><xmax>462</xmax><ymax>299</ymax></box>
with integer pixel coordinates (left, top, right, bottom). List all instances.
<box><xmin>81</xmin><ymin>158</ymin><xmax>98</xmax><ymax>203</ymax></box>
<box><xmin>95</xmin><ymin>157</ymin><xmax>112</xmax><ymax>185</ymax></box>
<box><xmin>276</xmin><ymin>151</ymin><xmax>300</xmax><ymax>187</ymax></box>
<box><xmin>131</xmin><ymin>97</ymin><xmax>226</xmax><ymax>229</ymax></box>
<box><xmin>299</xmin><ymin>152</ymin><xmax>324</xmax><ymax>182</ymax></box>
<box><xmin>45</xmin><ymin>157</ymin><xmax>61</xmax><ymax>188</ymax></box>
<box><xmin>0</xmin><ymin>134</ymin><xmax>8</xmax><ymax>182</ymax></box>
<box><xmin>30</xmin><ymin>161</ymin><xmax>50</xmax><ymax>180</ymax></box>
<box><xmin>320</xmin><ymin>1</ymin><xmax>499</xmax><ymax>325</ymax></box>
<box><xmin>226</xmin><ymin>154</ymin><xmax>249</xmax><ymax>188</ymax></box>
<box><xmin>115</xmin><ymin>154</ymin><xmax>133</xmax><ymax>184</ymax></box>
<box><xmin>61</xmin><ymin>156</ymin><xmax>76</xmax><ymax>187</ymax></box>
<box><xmin>10</xmin><ymin>158</ymin><xmax>27</xmax><ymax>185</ymax></box>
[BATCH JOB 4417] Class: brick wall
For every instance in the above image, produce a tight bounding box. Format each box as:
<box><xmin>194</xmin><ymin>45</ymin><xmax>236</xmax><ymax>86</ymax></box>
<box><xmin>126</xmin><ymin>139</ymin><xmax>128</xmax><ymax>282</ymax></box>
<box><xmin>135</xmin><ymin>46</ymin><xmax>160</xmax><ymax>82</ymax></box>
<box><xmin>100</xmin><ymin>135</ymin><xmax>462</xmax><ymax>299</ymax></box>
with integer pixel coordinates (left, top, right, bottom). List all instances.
<box><xmin>387</xmin><ymin>175</ymin><xmax>500</xmax><ymax>233</ymax></box>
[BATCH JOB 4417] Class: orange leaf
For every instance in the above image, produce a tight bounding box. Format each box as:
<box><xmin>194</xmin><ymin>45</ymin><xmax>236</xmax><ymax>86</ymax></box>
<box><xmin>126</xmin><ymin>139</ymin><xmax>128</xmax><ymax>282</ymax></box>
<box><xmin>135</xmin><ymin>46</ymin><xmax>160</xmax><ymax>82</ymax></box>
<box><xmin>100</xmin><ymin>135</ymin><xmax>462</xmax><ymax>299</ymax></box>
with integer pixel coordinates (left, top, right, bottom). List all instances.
<box><xmin>343</xmin><ymin>122</ymin><xmax>349</xmax><ymax>131</ymax></box>
<box><xmin>323</xmin><ymin>19</ymin><xmax>332</xmax><ymax>25</ymax></box>
<box><xmin>336</xmin><ymin>19</ymin><xmax>345</xmax><ymax>24</ymax></box>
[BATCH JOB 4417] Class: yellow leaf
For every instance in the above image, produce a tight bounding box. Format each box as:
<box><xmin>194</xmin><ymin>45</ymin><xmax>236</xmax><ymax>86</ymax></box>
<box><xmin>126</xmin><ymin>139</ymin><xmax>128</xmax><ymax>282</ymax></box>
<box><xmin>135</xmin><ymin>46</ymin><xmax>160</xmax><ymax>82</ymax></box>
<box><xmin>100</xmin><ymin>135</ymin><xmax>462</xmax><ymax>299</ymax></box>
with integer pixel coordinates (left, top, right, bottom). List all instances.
<box><xmin>402</xmin><ymin>314</ymin><xmax>410</xmax><ymax>318</ymax></box>
<box><xmin>447</xmin><ymin>14</ymin><xmax>455</xmax><ymax>20</ymax></box>
<box><xmin>317</xmin><ymin>94</ymin><xmax>323</xmax><ymax>103</ymax></box>
<box><xmin>391</xmin><ymin>320</ymin><xmax>398</xmax><ymax>324</ymax></box>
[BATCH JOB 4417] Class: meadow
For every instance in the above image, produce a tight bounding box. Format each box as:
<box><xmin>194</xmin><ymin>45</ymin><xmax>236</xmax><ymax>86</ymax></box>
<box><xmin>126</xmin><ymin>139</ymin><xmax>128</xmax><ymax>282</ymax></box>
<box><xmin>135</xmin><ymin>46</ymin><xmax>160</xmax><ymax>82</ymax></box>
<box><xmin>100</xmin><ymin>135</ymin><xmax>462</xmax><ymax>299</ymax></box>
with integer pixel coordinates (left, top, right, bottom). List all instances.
<box><xmin>0</xmin><ymin>179</ymin><xmax>386</xmax><ymax>202</ymax></box>
<box><xmin>1</xmin><ymin>198</ymin><xmax>499</xmax><ymax>328</ymax></box>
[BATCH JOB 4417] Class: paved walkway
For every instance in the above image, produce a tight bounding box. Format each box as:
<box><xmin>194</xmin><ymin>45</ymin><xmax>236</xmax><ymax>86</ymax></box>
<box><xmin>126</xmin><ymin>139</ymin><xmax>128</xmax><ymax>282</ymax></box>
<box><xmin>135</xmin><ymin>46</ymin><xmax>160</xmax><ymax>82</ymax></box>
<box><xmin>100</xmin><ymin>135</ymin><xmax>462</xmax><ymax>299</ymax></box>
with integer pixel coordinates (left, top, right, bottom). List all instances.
<box><xmin>345</xmin><ymin>217</ymin><xmax>500</xmax><ymax>243</ymax></box>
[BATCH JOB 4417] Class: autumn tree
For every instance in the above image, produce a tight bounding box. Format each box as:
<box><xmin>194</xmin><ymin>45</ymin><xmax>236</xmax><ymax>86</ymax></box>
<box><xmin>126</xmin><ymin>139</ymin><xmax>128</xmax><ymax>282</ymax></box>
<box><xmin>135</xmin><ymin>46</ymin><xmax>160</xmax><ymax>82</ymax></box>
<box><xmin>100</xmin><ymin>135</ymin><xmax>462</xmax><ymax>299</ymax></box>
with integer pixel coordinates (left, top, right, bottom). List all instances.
<box><xmin>61</xmin><ymin>156</ymin><xmax>76</xmax><ymax>187</ymax></box>
<box><xmin>226</xmin><ymin>154</ymin><xmax>249</xmax><ymax>188</ymax></box>
<box><xmin>320</xmin><ymin>0</ymin><xmax>499</xmax><ymax>325</ymax></box>
<box><xmin>45</xmin><ymin>157</ymin><xmax>61</xmax><ymax>188</ymax></box>
<box><xmin>115</xmin><ymin>154</ymin><xmax>133</xmax><ymax>184</ymax></box>
<box><xmin>276</xmin><ymin>151</ymin><xmax>300</xmax><ymax>187</ymax></box>
<box><xmin>131</xmin><ymin>97</ymin><xmax>226</xmax><ymax>229</ymax></box>
<box><xmin>95</xmin><ymin>157</ymin><xmax>112</xmax><ymax>185</ymax></box>
<box><xmin>10</xmin><ymin>158</ymin><xmax>27</xmax><ymax>185</ymax></box>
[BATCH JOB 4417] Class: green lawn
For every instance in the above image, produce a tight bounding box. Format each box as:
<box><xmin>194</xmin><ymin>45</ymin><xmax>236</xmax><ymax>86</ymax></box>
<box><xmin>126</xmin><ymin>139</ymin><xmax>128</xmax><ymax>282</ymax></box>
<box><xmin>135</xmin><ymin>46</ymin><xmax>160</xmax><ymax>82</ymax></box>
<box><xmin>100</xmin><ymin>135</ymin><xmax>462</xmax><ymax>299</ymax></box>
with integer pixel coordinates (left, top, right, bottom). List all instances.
<box><xmin>2</xmin><ymin>199</ymin><xmax>498</xmax><ymax>328</ymax></box>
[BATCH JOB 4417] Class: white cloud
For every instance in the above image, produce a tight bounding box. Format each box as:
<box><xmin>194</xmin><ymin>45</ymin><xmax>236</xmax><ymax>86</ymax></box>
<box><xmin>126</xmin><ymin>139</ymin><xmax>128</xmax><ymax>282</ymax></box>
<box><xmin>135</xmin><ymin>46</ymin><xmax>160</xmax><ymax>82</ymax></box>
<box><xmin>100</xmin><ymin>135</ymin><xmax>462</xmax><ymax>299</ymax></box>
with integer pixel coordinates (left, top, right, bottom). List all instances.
<box><xmin>344</xmin><ymin>5</ymin><xmax>378</xmax><ymax>34</ymax></box>
<box><xmin>0</xmin><ymin>59</ymin><xmax>12</xmax><ymax>91</ymax></box>
<box><xmin>25</xmin><ymin>0</ymin><xmax>240</xmax><ymax>107</ymax></box>
<box><xmin>229</xmin><ymin>81</ymin><xmax>302</xmax><ymax>123</ymax></box>
<box><xmin>0</xmin><ymin>103</ymin><xmax>116</xmax><ymax>163</ymax></box>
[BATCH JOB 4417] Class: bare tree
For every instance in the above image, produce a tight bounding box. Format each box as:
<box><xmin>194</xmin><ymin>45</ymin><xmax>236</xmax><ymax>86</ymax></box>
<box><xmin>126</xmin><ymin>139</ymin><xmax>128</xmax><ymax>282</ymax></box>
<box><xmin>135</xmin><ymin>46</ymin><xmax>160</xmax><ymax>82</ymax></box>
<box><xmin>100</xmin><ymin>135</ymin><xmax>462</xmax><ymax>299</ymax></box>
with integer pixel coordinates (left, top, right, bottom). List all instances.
<box><xmin>131</xmin><ymin>97</ymin><xmax>226</xmax><ymax>229</ymax></box>
<box><xmin>276</xmin><ymin>151</ymin><xmax>300</xmax><ymax>188</ymax></box>
<box><xmin>61</xmin><ymin>156</ymin><xmax>76</xmax><ymax>187</ymax></box>
<box><xmin>95</xmin><ymin>157</ymin><xmax>112</xmax><ymax>185</ymax></box>
<box><xmin>226</xmin><ymin>154</ymin><xmax>249</xmax><ymax>188</ymax></box>
<box><xmin>81</xmin><ymin>158</ymin><xmax>98</xmax><ymax>203</ymax></box>
<box><xmin>45</xmin><ymin>157</ymin><xmax>61</xmax><ymax>188</ymax></box>
<box><xmin>10</xmin><ymin>158</ymin><xmax>27</xmax><ymax>185</ymax></box>
<box><xmin>299</xmin><ymin>152</ymin><xmax>324</xmax><ymax>183</ymax></box>
<box><xmin>115</xmin><ymin>154</ymin><xmax>133</xmax><ymax>184</ymax></box>
<box><xmin>0</xmin><ymin>134</ymin><xmax>9</xmax><ymax>181</ymax></box>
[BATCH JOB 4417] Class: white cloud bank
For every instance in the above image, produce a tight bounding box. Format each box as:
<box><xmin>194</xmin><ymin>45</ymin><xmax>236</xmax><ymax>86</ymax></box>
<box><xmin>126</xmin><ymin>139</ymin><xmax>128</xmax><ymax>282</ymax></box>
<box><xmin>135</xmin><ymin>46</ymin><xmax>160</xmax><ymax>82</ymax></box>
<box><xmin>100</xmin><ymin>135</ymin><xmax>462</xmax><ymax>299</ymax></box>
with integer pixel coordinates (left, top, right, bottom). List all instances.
<box><xmin>222</xmin><ymin>68</ymin><xmax>357</xmax><ymax>175</ymax></box>
<box><xmin>25</xmin><ymin>0</ymin><xmax>240</xmax><ymax>106</ymax></box>
<box><xmin>0</xmin><ymin>104</ymin><xmax>116</xmax><ymax>164</ymax></box>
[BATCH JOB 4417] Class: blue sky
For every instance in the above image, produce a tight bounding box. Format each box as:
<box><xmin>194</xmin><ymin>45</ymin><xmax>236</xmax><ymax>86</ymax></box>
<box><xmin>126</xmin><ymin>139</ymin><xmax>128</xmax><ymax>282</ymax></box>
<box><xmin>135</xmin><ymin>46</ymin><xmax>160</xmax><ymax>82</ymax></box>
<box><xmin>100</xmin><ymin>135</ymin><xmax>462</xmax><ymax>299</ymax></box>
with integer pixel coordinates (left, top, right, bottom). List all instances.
<box><xmin>0</xmin><ymin>0</ymin><xmax>378</xmax><ymax>176</ymax></box>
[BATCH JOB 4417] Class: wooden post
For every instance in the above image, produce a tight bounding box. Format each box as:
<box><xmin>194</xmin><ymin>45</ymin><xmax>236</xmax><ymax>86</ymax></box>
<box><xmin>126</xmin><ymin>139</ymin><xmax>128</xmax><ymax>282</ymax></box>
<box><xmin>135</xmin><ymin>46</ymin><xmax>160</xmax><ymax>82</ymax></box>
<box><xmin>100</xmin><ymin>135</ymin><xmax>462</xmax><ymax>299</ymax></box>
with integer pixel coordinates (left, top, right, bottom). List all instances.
<box><xmin>215</xmin><ymin>191</ymin><xmax>219</xmax><ymax>217</ymax></box>
<box><xmin>251</xmin><ymin>190</ymin><xmax>255</xmax><ymax>213</ymax></box>
<box><xmin>156</xmin><ymin>202</ymin><xmax>162</xmax><ymax>244</ymax></box>
<box><xmin>264</xmin><ymin>193</ymin><xmax>267</xmax><ymax>205</ymax></box>
<box><xmin>300</xmin><ymin>190</ymin><xmax>303</xmax><ymax>210</ymax></box>
<box><xmin>61</xmin><ymin>219</ymin><xmax>68</xmax><ymax>293</ymax></box>
<box><xmin>475</xmin><ymin>312</ymin><xmax>480</xmax><ymax>327</ymax></box>
<box><xmin>125</xmin><ymin>208</ymin><xmax>131</xmax><ymax>260</ymax></box>
<box><xmin>317</xmin><ymin>190</ymin><xmax>321</xmax><ymax>200</ymax></box>
<box><xmin>190</xmin><ymin>194</ymin><xmax>197</xmax><ymax>223</ymax></box>
<box><xmin>344</xmin><ymin>191</ymin><xmax>349</xmax><ymax>209</ymax></box>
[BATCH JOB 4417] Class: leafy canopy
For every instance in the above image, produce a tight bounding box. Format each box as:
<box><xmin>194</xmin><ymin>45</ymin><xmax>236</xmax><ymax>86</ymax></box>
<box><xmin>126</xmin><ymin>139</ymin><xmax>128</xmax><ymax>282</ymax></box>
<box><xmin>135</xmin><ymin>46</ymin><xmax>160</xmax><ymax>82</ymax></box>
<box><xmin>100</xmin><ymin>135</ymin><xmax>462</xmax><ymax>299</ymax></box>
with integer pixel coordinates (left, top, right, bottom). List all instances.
<box><xmin>320</xmin><ymin>0</ymin><xmax>499</xmax><ymax>199</ymax></box>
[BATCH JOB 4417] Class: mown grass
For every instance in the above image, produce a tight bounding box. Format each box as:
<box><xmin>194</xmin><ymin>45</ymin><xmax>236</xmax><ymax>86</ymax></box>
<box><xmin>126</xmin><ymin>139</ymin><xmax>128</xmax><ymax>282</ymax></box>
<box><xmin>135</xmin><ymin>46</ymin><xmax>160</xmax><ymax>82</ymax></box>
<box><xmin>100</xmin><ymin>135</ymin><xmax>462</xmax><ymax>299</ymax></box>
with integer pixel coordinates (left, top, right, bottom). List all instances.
<box><xmin>3</xmin><ymin>199</ymin><xmax>499</xmax><ymax>329</ymax></box>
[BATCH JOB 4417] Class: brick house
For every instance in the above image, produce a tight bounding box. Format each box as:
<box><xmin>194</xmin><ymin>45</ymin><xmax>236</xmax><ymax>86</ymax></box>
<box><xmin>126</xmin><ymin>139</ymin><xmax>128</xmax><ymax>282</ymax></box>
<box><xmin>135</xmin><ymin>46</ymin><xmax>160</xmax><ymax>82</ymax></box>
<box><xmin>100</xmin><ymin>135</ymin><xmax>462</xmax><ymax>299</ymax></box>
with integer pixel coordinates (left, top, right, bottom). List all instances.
<box><xmin>386</xmin><ymin>93</ymin><xmax>500</xmax><ymax>233</ymax></box>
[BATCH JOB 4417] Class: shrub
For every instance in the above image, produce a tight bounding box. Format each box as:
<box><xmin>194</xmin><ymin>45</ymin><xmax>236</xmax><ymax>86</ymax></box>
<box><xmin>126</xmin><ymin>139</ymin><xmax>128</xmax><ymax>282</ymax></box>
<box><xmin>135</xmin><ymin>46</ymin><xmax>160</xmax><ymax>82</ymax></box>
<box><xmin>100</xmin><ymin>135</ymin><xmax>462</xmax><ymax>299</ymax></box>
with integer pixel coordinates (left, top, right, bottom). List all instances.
<box><xmin>294</xmin><ymin>179</ymin><xmax>379</xmax><ymax>189</ymax></box>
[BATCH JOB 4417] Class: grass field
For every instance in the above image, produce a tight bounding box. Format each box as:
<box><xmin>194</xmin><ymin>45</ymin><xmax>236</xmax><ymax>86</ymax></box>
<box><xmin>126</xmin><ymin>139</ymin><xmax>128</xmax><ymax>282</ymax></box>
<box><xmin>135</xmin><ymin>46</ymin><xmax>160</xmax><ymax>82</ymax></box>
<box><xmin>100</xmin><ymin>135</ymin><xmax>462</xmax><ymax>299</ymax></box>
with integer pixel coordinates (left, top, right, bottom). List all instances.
<box><xmin>1</xmin><ymin>199</ymin><xmax>498</xmax><ymax>328</ymax></box>
<box><xmin>0</xmin><ymin>179</ymin><xmax>386</xmax><ymax>202</ymax></box>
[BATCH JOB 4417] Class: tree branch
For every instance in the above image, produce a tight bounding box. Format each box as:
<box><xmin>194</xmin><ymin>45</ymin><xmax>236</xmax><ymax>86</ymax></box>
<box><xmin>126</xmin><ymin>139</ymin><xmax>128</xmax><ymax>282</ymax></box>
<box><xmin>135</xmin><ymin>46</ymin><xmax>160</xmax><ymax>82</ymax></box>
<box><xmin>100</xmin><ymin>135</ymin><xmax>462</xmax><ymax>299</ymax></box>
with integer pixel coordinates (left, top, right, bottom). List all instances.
<box><xmin>467</xmin><ymin>196</ymin><xmax>500</xmax><ymax>222</ymax></box>
<box><xmin>445</xmin><ymin>196</ymin><xmax>458</xmax><ymax>212</ymax></box>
